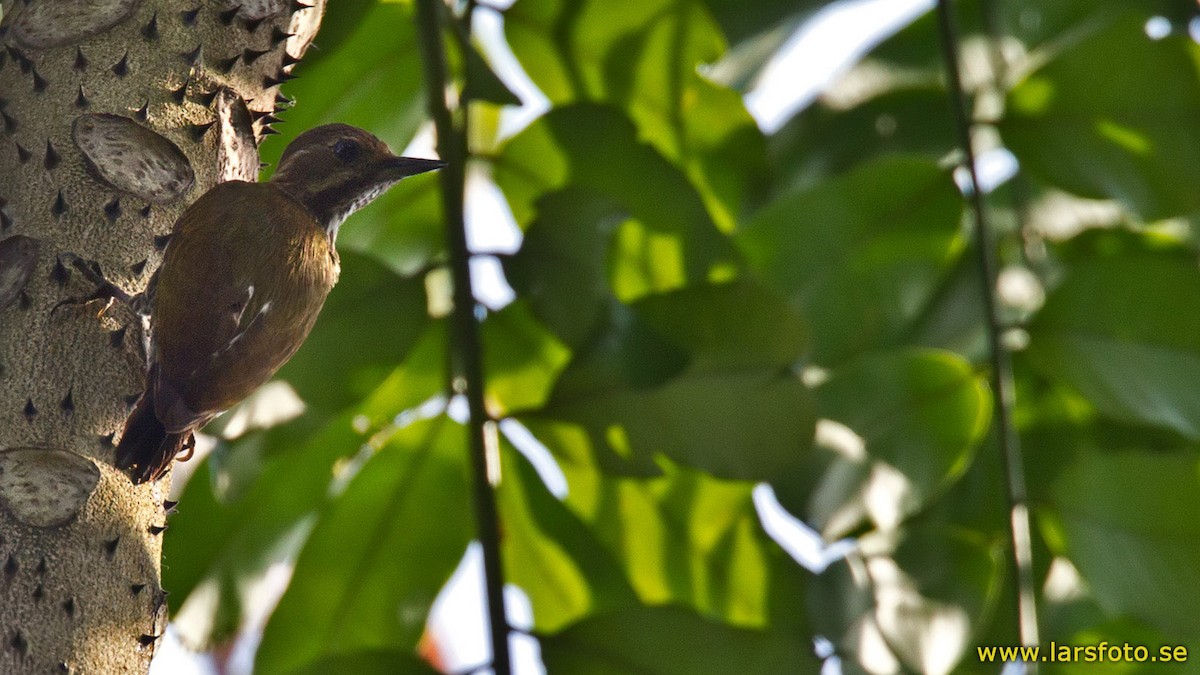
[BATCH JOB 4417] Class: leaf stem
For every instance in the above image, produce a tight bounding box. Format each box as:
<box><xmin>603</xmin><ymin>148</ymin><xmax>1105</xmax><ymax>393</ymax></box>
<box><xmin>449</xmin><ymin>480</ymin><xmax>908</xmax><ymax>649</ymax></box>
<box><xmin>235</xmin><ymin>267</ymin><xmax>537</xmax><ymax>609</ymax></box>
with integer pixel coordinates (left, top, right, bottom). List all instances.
<box><xmin>414</xmin><ymin>1</ymin><xmax>513</xmax><ymax>673</ymax></box>
<box><xmin>934</xmin><ymin>0</ymin><xmax>1040</xmax><ymax>654</ymax></box>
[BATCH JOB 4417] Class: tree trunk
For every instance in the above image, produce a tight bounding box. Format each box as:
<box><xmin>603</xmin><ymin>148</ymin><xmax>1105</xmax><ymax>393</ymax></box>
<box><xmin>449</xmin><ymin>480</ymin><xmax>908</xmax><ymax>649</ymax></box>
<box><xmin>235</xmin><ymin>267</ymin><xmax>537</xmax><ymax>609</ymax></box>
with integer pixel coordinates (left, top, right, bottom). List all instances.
<box><xmin>0</xmin><ymin>1</ymin><xmax>322</xmax><ymax>671</ymax></box>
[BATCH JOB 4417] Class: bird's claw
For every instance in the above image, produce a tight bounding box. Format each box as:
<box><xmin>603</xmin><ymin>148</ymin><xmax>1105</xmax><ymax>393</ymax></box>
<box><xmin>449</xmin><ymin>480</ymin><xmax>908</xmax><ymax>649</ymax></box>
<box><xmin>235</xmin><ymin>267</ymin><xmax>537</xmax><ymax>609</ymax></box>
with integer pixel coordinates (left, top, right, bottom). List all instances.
<box><xmin>174</xmin><ymin>434</ymin><xmax>196</xmax><ymax>463</ymax></box>
<box><xmin>51</xmin><ymin>252</ymin><xmax>146</xmax><ymax>315</ymax></box>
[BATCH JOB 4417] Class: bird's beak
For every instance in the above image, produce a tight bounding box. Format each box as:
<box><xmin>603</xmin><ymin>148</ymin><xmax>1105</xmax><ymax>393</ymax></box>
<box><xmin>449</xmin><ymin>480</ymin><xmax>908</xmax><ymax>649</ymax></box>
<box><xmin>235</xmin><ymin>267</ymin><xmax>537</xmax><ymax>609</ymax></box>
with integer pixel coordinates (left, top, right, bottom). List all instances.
<box><xmin>380</xmin><ymin>155</ymin><xmax>446</xmax><ymax>180</ymax></box>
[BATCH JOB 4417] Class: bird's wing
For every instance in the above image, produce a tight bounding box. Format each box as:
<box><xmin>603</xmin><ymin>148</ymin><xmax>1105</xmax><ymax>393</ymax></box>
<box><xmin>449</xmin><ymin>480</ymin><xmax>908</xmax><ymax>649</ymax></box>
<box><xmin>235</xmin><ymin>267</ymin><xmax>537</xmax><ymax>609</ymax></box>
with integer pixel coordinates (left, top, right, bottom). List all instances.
<box><xmin>149</xmin><ymin>181</ymin><xmax>337</xmax><ymax>431</ymax></box>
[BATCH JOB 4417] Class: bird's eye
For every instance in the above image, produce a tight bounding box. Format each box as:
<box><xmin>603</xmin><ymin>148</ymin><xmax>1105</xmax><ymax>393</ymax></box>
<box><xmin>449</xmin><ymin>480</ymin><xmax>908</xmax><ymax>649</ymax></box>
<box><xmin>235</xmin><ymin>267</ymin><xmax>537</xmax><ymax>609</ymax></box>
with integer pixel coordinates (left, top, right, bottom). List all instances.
<box><xmin>332</xmin><ymin>139</ymin><xmax>360</xmax><ymax>163</ymax></box>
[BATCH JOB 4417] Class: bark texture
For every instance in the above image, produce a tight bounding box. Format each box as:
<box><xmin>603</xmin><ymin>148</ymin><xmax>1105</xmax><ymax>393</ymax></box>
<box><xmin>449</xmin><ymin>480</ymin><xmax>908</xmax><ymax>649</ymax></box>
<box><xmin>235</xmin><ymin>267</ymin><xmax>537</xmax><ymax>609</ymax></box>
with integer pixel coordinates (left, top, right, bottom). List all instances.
<box><xmin>0</xmin><ymin>1</ymin><xmax>323</xmax><ymax>671</ymax></box>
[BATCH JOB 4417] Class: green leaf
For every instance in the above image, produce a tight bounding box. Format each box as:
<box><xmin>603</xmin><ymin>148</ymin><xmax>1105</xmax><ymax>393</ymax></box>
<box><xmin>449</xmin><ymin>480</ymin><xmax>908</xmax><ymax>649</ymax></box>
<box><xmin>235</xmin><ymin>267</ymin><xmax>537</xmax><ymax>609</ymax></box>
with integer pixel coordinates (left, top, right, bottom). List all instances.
<box><xmin>463</xmin><ymin>40</ymin><xmax>522</xmax><ymax>106</ymax></box>
<box><xmin>502</xmin><ymin>188</ymin><xmax>629</xmax><ymax>348</ymax></box>
<box><xmin>166</xmin><ymin>411</ymin><xmax>366</xmax><ymax>647</ymax></box>
<box><xmin>699</xmin><ymin>0</ymin><xmax>827</xmax><ymax>46</ymax></box>
<box><xmin>1026</xmin><ymin>253</ymin><xmax>1200</xmax><ymax>439</ymax></box>
<box><xmin>770</xmin><ymin>86</ymin><xmax>956</xmax><ymax>192</ymax></box>
<box><xmin>1042</xmin><ymin>449</ymin><xmax>1200</xmax><ymax>640</ymax></box>
<box><xmin>498</xmin><ymin>441</ymin><xmax>638</xmax><ymax>632</ymax></box>
<box><xmin>705</xmin><ymin>11</ymin><xmax>810</xmax><ymax>93</ymax></box>
<box><xmin>503</xmin><ymin>0</ymin><xmax>770</xmax><ymax>230</ymax></box>
<box><xmin>256</xmin><ymin>416</ymin><xmax>472</xmax><ymax>674</ymax></box>
<box><xmin>295</xmin><ymin>0</ymin><xmax>377</xmax><ymax>65</ymax></box>
<box><xmin>287</xmin><ymin>650</ymin><xmax>440</xmax><ymax>675</ymax></box>
<box><xmin>517</xmin><ymin>419</ymin><xmax>793</xmax><ymax>627</ymax></box>
<box><xmin>1038</xmin><ymin>585</ymin><xmax>1183</xmax><ymax>675</ymax></box>
<box><xmin>539</xmin><ymin>604</ymin><xmax>819</xmax><ymax>674</ymax></box>
<box><xmin>813</xmin><ymin>524</ymin><xmax>1005</xmax><ymax>675</ymax></box>
<box><xmin>279</xmin><ymin>251</ymin><xmax>430</xmax><ymax>413</ymax></box>
<box><xmin>901</xmin><ymin>253</ymin><xmax>989</xmax><ymax>364</ymax></box>
<box><xmin>165</xmin><ymin>324</ymin><xmax>448</xmax><ymax>647</ymax></box>
<box><xmin>552</xmin><ymin>370</ymin><xmax>813</xmax><ymax>481</ymax></box>
<box><xmin>737</xmin><ymin>154</ymin><xmax>965</xmax><ymax>366</ymax></box>
<box><xmin>481</xmin><ymin>300</ymin><xmax>572</xmax><ymax>415</ymax></box>
<box><xmin>999</xmin><ymin>0</ymin><xmax>1196</xmax><ymax>51</ymax></box>
<box><xmin>535</xmin><ymin>280</ymin><xmax>814</xmax><ymax>481</ymax></box>
<box><xmin>495</xmin><ymin>103</ymin><xmax>743</xmax><ymax>299</ymax></box>
<box><xmin>1047</xmin><ymin>622</ymin><xmax>1186</xmax><ymax>675</ymax></box>
<box><xmin>861</xmin><ymin>1</ymin><xmax>975</xmax><ymax>75</ymax></box>
<box><xmin>354</xmin><ymin>321</ymin><xmax>448</xmax><ymax>432</ymax></box>
<box><xmin>809</xmin><ymin>348</ymin><xmax>990</xmax><ymax>536</ymax></box>
<box><xmin>505</xmin><ymin>0</ymin><xmax>722</xmax><ymax>102</ymax></box>
<box><xmin>268</xmin><ymin>2</ymin><xmax>426</xmax><ymax>165</ymax></box>
<box><xmin>1002</xmin><ymin>18</ymin><xmax>1200</xmax><ymax>220</ymax></box>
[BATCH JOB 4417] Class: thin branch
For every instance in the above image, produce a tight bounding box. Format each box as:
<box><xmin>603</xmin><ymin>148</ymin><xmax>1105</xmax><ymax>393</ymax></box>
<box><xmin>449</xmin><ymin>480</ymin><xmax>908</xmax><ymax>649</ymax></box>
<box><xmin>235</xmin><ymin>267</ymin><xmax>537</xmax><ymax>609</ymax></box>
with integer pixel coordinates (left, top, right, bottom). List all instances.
<box><xmin>934</xmin><ymin>0</ymin><xmax>1041</xmax><ymax>655</ymax></box>
<box><xmin>414</xmin><ymin>1</ymin><xmax>514</xmax><ymax>674</ymax></box>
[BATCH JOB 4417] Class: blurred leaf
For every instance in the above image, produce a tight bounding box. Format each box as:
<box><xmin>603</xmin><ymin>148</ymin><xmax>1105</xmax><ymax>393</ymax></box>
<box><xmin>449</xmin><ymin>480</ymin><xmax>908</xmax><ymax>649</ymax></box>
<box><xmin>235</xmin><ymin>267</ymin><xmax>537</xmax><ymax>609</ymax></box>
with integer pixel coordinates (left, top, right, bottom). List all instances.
<box><xmin>256</xmin><ymin>416</ymin><xmax>472</xmax><ymax>674</ymax></box>
<box><xmin>540</xmin><ymin>604</ymin><xmax>819</xmax><ymax>674</ymax></box>
<box><xmin>464</xmin><ymin>40</ymin><xmax>522</xmax><ymax>106</ymax></box>
<box><xmin>675</xmin><ymin>77</ymin><xmax>773</xmax><ymax>228</ymax></box>
<box><xmin>1002</xmin><ymin>18</ymin><xmax>1200</xmax><ymax>220</ymax></box>
<box><xmin>1042</xmin><ymin>449</ymin><xmax>1200</xmax><ymax>640</ymax></box>
<box><xmin>535</xmin><ymin>280</ymin><xmax>813</xmax><ymax>481</ymax></box>
<box><xmin>504</xmin><ymin>0</ymin><xmax>769</xmax><ymax>228</ymax></box>
<box><xmin>166</xmin><ymin>411</ymin><xmax>365</xmax><ymax>647</ymax></box>
<box><xmin>886</xmin><ymin>527</ymin><xmax>1005</xmax><ymax>673</ymax></box>
<box><xmin>924</xmin><ymin>431</ymin><xmax>1013</xmax><ymax>553</ymax></box>
<box><xmin>1026</xmin><ymin>254</ymin><xmax>1200</xmax><ymax>439</ymax></box>
<box><xmin>805</xmin><ymin>348</ymin><xmax>990</xmax><ymax>537</ymax></box>
<box><xmin>1017</xmin><ymin>365</ymin><xmax>1198</xmax><ymax>494</ymax></box>
<box><xmin>498</xmin><ymin>441</ymin><xmax>638</xmax><ymax>632</ymax></box>
<box><xmin>548</xmin><ymin>367</ymin><xmax>812</xmax><ymax>481</ymax></box>
<box><xmin>902</xmin><ymin>253</ymin><xmax>989</xmax><ymax>364</ymax></box>
<box><xmin>165</xmin><ymin>323</ymin><xmax>448</xmax><ymax>647</ymax></box>
<box><xmin>269</xmin><ymin>2</ymin><xmax>426</xmax><ymax>164</ymax></box>
<box><xmin>279</xmin><ymin>251</ymin><xmax>429</xmax><ymax>413</ymax></box>
<box><xmin>355</xmin><ymin>321</ymin><xmax>448</xmax><ymax>431</ymax></box>
<box><xmin>737</xmin><ymin>154</ymin><xmax>964</xmax><ymax>366</ymax></box>
<box><xmin>506</xmin><ymin>0</ymin><xmax>722</xmax><ymax>102</ymax></box>
<box><xmin>699</xmin><ymin>0</ymin><xmax>827</xmax><ymax>45</ymax></box>
<box><xmin>771</xmin><ymin>86</ymin><xmax>956</xmax><ymax>193</ymax></box>
<box><xmin>862</xmin><ymin>1</ymin><xmax>974</xmax><ymax>75</ymax></box>
<box><xmin>502</xmin><ymin>188</ymin><xmax>629</xmax><ymax>348</ymax></box>
<box><xmin>520</xmin><ymin>418</ymin><xmax>791</xmax><ymax>627</ymax></box>
<box><xmin>1039</xmin><ymin>583</ymin><xmax>1184</xmax><ymax>675</ymax></box>
<box><xmin>706</xmin><ymin>12</ymin><xmax>808</xmax><ymax>93</ymax></box>
<box><xmin>794</xmin><ymin>0</ymin><xmax>1196</xmax><ymax>202</ymax></box>
<box><xmin>288</xmin><ymin>650</ymin><xmax>440</xmax><ymax>675</ymax></box>
<box><xmin>301</xmin><ymin>0</ymin><xmax>377</xmax><ymax>62</ymax></box>
<box><xmin>494</xmin><ymin>103</ymin><xmax>742</xmax><ymax>298</ymax></box>
<box><xmin>632</xmin><ymin>279</ymin><xmax>808</xmax><ymax>373</ymax></box>
<box><xmin>813</xmin><ymin>525</ymin><xmax>1005</xmax><ymax>675</ymax></box>
<box><xmin>482</xmin><ymin>300</ymin><xmax>572</xmax><ymax>415</ymax></box>
<box><xmin>1000</xmin><ymin>0</ymin><xmax>1196</xmax><ymax>51</ymax></box>
<box><xmin>1044</xmin><ymin>226</ymin><xmax>1193</xmax><ymax>269</ymax></box>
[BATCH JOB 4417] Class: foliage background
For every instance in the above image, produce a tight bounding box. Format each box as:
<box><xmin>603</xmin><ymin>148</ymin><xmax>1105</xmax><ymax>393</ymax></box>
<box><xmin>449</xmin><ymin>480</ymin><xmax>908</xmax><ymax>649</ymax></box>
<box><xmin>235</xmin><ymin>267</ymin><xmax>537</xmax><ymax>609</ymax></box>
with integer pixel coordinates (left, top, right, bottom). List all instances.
<box><xmin>156</xmin><ymin>0</ymin><xmax>1200</xmax><ymax>672</ymax></box>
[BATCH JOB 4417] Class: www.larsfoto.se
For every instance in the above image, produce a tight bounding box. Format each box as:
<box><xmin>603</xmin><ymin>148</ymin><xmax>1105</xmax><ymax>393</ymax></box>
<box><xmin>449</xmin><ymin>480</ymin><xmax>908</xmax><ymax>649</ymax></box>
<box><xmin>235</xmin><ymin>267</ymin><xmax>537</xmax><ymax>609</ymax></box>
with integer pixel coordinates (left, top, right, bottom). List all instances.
<box><xmin>978</xmin><ymin>643</ymin><xmax>1188</xmax><ymax>663</ymax></box>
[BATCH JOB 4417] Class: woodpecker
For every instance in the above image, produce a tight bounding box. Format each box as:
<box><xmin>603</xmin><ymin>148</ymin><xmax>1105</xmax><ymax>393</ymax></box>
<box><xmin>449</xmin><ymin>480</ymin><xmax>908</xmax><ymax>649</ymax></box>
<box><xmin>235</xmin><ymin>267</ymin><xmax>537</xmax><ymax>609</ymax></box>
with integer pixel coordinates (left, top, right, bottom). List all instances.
<box><xmin>115</xmin><ymin>124</ymin><xmax>443</xmax><ymax>483</ymax></box>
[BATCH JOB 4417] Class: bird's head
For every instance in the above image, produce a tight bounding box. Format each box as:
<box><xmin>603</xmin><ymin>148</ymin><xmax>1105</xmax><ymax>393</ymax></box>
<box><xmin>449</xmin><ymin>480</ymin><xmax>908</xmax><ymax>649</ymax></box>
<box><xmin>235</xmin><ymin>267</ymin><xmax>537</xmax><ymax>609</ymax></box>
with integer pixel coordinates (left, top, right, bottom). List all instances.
<box><xmin>270</xmin><ymin>124</ymin><xmax>444</xmax><ymax>241</ymax></box>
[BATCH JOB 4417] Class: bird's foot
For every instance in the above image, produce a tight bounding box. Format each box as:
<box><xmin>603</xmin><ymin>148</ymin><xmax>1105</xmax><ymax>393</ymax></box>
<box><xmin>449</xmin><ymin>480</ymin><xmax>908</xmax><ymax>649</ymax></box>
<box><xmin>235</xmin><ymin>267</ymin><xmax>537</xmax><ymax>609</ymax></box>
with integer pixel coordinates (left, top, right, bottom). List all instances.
<box><xmin>174</xmin><ymin>434</ymin><xmax>197</xmax><ymax>463</ymax></box>
<box><xmin>53</xmin><ymin>253</ymin><xmax>154</xmax><ymax>372</ymax></box>
<box><xmin>51</xmin><ymin>253</ymin><xmax>149</xmax><ymax>316</ymax></box>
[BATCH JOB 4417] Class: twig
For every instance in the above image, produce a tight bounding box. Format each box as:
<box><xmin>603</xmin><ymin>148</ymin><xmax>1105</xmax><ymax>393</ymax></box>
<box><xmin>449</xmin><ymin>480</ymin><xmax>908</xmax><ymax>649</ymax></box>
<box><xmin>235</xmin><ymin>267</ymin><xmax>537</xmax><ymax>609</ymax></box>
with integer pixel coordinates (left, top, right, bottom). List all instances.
<box><xmin>934</xmin><ymin>0</ymin><xmax>1040</xmax><ymax>657</ymax></box>
<box><xmin>414</xmin><ymin>1</ymin><xmax>513</xmax><ymax>673</ymax></box>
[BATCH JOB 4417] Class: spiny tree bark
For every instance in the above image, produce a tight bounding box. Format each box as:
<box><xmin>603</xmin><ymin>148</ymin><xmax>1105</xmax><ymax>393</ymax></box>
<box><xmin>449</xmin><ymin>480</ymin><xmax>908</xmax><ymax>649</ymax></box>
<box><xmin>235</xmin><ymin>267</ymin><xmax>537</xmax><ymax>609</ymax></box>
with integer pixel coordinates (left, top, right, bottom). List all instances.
<box><xmin>0</xmin><ymin>1</ymin><xmax>322</xmax><ymax>671</ymax></box>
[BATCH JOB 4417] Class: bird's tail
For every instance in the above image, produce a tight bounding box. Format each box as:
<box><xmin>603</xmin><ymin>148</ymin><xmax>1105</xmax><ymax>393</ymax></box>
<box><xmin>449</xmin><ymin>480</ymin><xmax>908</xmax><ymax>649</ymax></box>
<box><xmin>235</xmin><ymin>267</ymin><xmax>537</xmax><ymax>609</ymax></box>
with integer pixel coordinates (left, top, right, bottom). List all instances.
<box><xmin>114</xmin><ymin>387</ymin><xmax>189</xmax><ymax>484</ymax></box>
